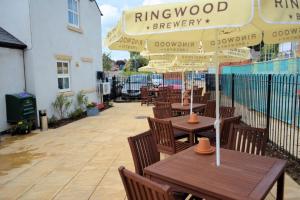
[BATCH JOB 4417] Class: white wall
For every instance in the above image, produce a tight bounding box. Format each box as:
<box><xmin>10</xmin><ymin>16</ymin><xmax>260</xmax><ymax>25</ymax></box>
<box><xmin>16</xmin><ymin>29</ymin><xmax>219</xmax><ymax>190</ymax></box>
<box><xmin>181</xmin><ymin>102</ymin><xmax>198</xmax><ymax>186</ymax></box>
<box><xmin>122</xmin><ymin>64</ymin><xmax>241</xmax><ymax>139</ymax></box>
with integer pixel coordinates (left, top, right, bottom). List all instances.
<box><xmin>0</xmin><ymin>48</ymin><xmax>25</xmax><ymax>132</ymax></box>
<box><xmin>26</xmin><ymin>0</ymin><xmax>102</xmax><ymax>118</ymax></box>
<box><xmin>0</xmin><ymin>0</ymin><xmax>32</xmax><ymax>48</ymax></box>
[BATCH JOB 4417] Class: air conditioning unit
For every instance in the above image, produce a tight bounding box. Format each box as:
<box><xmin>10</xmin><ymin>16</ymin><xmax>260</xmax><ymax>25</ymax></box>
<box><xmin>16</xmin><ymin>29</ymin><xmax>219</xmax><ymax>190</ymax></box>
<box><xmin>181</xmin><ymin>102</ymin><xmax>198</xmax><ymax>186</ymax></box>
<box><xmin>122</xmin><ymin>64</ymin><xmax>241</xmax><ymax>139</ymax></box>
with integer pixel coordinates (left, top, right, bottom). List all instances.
<box><xmin>97</xmin><ymin>82</ymin><xmax>111</xmax><ymax>96</ymax></box>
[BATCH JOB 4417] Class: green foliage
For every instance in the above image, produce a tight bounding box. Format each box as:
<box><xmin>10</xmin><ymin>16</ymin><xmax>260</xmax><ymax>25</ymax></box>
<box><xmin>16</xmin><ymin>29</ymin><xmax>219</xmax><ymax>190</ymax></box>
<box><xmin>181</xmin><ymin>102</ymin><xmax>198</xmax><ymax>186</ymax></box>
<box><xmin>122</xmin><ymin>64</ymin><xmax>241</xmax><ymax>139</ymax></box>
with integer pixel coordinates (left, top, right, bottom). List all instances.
<box><xmin>52</xmin><ymin>94</ymin><xmax>72</xmax><ymax>119</ymax></box>
<box><xmin>125</xmin><ymin>52</ymin><xmax>149</xmax><ymax>71</ymax></box>
<box><xmin>103</xmin><ymin>52</ymin><xmax>114</xmax><ymax>71</ymax></box>
<box><xmin>86</xmin><ymin>102</ymin><xmax>97</xmax><ymax>109</ymax></box>
<box><xmin>13</xmin><ymin>120</ymin><xmax>32</xmax><ymax>134</ymax></box>
<box><xmin>69</xmin><ymin>108</ymin><xmax>86</xmax><ymax>119</ymax></box>
<box><xmin>48</xmin><ymin>116</ymin><xmax>58</xmax><ymax>125</ymax></box>
<box><xmin>76</xmin><ymin>91</ymin><xmax>88</xmax><ymax>110</ymax></box>
<box><xmin>259</xmin><ymin>44</ymin><xmax>279</xmax><ymax>61</ymax></box>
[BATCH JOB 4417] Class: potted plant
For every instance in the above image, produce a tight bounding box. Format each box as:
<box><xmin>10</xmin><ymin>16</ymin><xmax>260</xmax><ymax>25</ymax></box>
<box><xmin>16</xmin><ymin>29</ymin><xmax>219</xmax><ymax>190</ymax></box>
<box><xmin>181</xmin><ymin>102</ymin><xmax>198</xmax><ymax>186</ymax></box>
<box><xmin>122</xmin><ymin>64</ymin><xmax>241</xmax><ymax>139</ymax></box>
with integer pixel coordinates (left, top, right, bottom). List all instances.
<box><xmin>86</xmin><ymin>102</ymin><xmax>99</xmax><ymax>116</ymax></box>
<box><xmin>13</xmin><ymin>120</ymin><xmax>32</xmax><ymax>135</ymax></box>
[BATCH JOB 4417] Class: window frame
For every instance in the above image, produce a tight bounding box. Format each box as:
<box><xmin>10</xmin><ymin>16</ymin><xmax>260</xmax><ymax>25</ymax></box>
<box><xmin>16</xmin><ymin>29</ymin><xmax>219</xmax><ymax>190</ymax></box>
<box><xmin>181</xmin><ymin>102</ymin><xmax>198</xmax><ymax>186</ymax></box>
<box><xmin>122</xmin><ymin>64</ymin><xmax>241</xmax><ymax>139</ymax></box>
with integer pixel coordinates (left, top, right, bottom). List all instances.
<box><xmin>57</xmin><ymin>60</ymin><xmax>71</xmax><ymax>92</ymax></box>
<box><xmin>68</xmin><ymin>0</ymin><xmax>80</xmax><ymax>28</ymax></box>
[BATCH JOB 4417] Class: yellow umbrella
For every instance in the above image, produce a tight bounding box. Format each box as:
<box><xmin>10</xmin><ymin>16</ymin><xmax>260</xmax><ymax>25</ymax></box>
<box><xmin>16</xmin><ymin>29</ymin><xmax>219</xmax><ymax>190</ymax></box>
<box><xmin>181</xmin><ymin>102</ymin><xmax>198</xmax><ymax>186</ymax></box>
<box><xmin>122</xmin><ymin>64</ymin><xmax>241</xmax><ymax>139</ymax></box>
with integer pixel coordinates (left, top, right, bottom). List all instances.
<box><xmin>119</xmin><ymin>0</ymin><xmax>300</xmax><ymax>167</ymax></box>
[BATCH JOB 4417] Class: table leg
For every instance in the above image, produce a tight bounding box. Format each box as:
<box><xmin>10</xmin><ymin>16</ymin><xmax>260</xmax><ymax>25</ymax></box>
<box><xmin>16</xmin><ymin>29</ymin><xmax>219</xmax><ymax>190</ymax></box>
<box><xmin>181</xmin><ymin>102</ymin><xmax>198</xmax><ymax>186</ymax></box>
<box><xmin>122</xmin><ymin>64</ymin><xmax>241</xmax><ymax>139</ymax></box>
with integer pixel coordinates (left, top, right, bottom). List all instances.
<box><xmin>276</xmin><ymin>172</ymin><xmax>285</xmax><ymax>200</ymax></box>
<box><xmin>189</xmin><ymin>133</ymin><xmax>194</xmax><ymax>145</ymax></box>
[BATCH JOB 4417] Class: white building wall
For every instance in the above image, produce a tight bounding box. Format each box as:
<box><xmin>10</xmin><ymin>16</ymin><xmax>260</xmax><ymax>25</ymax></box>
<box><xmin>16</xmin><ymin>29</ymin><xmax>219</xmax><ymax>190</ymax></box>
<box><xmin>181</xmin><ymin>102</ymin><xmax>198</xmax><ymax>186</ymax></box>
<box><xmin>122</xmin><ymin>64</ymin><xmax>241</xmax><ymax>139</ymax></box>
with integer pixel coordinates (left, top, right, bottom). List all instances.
<box><xmin>0</xmin><ymin>48</ymin><xmax>25</xmax><ymax>132</ymax></box>
<box><xmin>0</xmin><ymin>0</ymin><xmax>32</xmax><ymax>48</ymax></box>
<box><xmin>26</xmin><ymin>0</ymin><xmax>102</xmax><ymax>118</ymax></box>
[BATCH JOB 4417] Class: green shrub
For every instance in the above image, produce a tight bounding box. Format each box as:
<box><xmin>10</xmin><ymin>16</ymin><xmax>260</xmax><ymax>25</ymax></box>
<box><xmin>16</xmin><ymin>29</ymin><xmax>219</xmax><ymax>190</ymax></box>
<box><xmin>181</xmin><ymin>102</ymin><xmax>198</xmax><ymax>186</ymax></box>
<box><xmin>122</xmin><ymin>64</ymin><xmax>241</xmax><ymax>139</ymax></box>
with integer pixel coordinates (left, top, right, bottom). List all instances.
<box><xmin>69</xmin><ymin>108</ymin><xmax>86</xmax><ymax>119</ymax></box>
<box><xmin>76</xmin><ymin>91</ymin><xmax>88</xmax><ymax>110</ymax></box>
<box><xmin>52</xmin><ymin>94</ymin><xmax>72</xmax><ymax>119</ymax></box>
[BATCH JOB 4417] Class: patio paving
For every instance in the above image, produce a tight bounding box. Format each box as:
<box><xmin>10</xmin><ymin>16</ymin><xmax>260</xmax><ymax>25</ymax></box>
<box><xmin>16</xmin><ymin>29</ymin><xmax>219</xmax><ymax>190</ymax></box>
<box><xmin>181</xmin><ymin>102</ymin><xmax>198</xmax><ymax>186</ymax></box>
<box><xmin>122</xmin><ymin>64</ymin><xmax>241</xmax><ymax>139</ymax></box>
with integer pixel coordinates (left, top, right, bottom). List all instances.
<box><xmin>0</xmin><ymin>102</ymin><xmax>299</xmax><ymax>200</ymax></box>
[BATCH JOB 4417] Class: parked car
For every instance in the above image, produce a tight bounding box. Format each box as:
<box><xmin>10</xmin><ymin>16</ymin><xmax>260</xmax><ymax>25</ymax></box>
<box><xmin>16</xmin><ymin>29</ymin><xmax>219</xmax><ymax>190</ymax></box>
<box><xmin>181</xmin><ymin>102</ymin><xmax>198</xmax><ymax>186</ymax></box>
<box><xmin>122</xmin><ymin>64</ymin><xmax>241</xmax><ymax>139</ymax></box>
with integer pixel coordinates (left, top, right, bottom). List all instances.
<box><xmin>151</xmin><ymin>74</ymin><xmax>163</xmax><ymax>86</ymax></box>
<box><xmin>121</xmin><ymin>74</ymin><xmax>149</xmax><ymax>99</ymax></box>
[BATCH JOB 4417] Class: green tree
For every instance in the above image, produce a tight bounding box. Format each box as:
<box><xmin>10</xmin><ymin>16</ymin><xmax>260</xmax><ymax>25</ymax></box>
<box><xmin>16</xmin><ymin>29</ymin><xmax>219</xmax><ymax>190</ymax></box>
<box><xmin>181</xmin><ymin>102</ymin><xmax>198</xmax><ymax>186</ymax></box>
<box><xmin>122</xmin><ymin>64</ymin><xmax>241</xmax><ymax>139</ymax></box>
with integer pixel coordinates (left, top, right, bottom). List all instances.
<box><xmin>259</xmin><ymin>44</ymin><xmax>279</xmax><ymax>61</ymax></box>
<box><xmin>126</xmin><ymin>52</ymin><xmax>149</xmax><ymax>71</ymax></box>
<box><xmin>103</xmin><ymin>52</ymin><xmax>114</xmax><ymax>71</ymax></box>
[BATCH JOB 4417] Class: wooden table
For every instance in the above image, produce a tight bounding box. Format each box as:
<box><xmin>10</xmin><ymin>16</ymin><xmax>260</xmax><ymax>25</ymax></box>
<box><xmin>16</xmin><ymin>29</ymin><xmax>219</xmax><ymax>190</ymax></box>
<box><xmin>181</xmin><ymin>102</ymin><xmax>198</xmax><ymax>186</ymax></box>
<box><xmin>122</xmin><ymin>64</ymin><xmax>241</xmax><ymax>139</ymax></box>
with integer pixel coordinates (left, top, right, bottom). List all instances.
<box><xmin>145</xmin><ymin>147</ymin><xmax>287</xmax><ymax>200</ymax></box>
<box><xmin>171</xmin><ymin>103</ymin><xmax>206</xmax><ymax>115</ymax></box>
<box><xmin>165</xmin><ymin>115</ymin><xmax>215</xmax><ymax>144</ymax></box>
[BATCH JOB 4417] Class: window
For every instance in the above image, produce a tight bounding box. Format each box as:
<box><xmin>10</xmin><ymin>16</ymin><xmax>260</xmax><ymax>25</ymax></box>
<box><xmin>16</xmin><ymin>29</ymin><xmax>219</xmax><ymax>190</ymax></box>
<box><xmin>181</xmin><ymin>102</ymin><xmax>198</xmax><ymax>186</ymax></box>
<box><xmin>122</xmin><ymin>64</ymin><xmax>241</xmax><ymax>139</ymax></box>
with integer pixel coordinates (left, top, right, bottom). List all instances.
<box><xmin>68</xmin><ymin>0</ymin><xmax>79</xmax><ymax>27</ymax></box>
<box><xmin>57</xmin><ymin>61</ymin><xmax>71</xmax><ymax>92</ymax></box>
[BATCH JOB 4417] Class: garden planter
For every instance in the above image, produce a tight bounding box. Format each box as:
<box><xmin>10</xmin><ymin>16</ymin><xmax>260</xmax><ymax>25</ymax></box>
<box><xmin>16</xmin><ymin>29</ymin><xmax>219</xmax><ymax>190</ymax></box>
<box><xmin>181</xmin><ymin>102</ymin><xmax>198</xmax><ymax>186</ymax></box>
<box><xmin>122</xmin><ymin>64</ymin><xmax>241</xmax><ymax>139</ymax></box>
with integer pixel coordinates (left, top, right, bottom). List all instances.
<box><xmin>86</xmin><ymin>107</ymin><xmax>99</xmax><ymax>116</ymax></box>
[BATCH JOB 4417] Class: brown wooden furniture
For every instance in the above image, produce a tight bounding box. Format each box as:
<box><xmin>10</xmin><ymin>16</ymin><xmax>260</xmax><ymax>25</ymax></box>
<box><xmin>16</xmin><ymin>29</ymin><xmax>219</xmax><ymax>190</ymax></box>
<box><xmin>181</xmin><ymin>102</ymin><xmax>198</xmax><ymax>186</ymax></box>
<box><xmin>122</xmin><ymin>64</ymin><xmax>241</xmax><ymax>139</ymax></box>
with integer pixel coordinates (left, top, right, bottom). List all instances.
<box><xmin>168</xmin><ymin>94</ymin><xmax>181</xmax><ymax>103</ymax></box>
<box><xmin>153</xmin><ymin>106</ymin><xmax>173</xmax><ymax>119</ymax></box>
<box><xmin>227</xmin><ymin>125</ymin><xmax>268</xmax><ymax>156</ymax></box>
<box><xmin>203</xmin><ymin>100</ymin><xmax>216</xmax><ymax>118</ymax></box>
<box><xmin>199</xmin><ymin>92</ymin><xmax>211</xmax><ymax>104</ymax></box>
<box><xmin>140</xmin><ymin>87</ymin><xmax>153</xmax><ymax>106</ymax></box>
<box><xmin>128</xmin><ymin>131</ymin><xmax>160</xmax><ymax>176</ymax></box>
<box><xmin>148</xmin><ymin>117</ymin><xmax>191</xmax><ymax>155</ymax></box>
<box><xmin>164</xmin><ymin>115</ymin><xmax>215</xmax><ymax>145</ymax></box>
<box><xmin>144</xmin><ymin>147</ymin><xmax>286</xmax><ymax>200</ymax></box>
<box><xmin>155</xmin><ymin>101</ymin><xmax>172</xmax><ymax>109</ymax></box>
<box><xmin>193</xmin><ymin>87</ymin><xmax>203</xmax><ymax>96</ymax></box>
<box><xmin>157</xmin><ymin>89</ymin><xmax>168</xmax><ymax>102</ymax></box>
<box><xmin>153</xmin><ymin>106</ymin><xmax>190</xmax><ymax>141</ymax></box>
<box><xmin>220</xmin><ymin>106</ymin><xmax>235</xmax><ymax>118</ymax></box>
<box><xmin>219</xmin><ymin>115</ymin><xmax>242</xmax><ymax>147</ymax></box>
<box><xmin>119</xmin><ymin>166</ymin><xmax>175</xmax><ymax>200</ymax></box>
<box><xmin>194</xmin><ymin>115</ymin><xmax>242</xmax><ymax>145</ymax></box>
<box><xmin>171</xmin><ymin>103</ymin><xmax>206</xmax><ymax>116</ymax></box>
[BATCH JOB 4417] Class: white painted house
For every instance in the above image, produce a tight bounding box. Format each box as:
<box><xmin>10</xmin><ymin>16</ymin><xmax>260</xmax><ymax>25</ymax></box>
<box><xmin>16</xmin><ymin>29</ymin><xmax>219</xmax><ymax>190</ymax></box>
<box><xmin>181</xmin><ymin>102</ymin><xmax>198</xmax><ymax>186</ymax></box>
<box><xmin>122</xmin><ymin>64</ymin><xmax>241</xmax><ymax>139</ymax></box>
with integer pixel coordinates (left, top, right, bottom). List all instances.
<box><xmin>0</xmin><ymin>0</ymin><xmax>103</xmax><ymax>132</ymax></box>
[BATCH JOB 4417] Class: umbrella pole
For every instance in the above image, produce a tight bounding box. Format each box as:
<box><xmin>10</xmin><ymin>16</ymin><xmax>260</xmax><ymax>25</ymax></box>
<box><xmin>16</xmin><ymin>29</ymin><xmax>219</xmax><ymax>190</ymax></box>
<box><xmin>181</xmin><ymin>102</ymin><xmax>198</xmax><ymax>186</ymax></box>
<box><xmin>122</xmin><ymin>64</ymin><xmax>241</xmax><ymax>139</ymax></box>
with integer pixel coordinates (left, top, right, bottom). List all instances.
<box><xmin>214</xmin><ymin>30</ymin><xmax>221</xmax><ymax>167</ymax></box>
<box><xmin>190</xmin><ymin>71</ymin><xmax>194</xmax><ymax>115</ymax></box>
<box><xmin>181</xmin><ymin>70</ymin><xmax>185</xmax><ymax>106</ymax></box>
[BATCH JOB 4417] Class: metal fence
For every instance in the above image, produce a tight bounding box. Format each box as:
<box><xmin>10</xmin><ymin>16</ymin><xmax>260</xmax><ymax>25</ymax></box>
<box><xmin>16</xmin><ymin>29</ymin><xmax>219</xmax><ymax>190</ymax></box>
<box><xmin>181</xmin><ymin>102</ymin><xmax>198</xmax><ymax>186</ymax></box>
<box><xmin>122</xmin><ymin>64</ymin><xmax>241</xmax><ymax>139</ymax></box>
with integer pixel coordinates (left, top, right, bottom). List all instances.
<box><xmin>207</xmin><ymin>74</ymin><xmax>300</xmax><ymax>160</ymax></box>
<box><xmin>109</xmin><ymin>72</ymin><xmax>206</xmax><ymax>100</ymax></box>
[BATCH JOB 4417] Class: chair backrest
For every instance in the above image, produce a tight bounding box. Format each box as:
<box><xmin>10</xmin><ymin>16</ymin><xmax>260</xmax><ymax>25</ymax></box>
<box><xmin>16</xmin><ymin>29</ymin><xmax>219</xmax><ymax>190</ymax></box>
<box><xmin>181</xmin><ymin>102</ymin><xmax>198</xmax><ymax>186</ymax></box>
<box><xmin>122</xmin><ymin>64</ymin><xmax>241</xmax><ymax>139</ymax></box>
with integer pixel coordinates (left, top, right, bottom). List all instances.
<box><xmin>200</xmin><ymin>92</ymin><xmax>211</xmax><ymax>104</ymax></box>
<box><xmin>204</xmin><ymin>100</ymin><xmax>216</xmax><ymax>118</ymax></box>
<box><xmin>128</xmin><ymin>131</ymin><xmax>160</xmax><ymax>176</ymax></box>
<box><xmin>157</xmin><ymin>90</ymin><xmax>168</xmax><ymax>102</ymax></box>
<box><xmin>220</xmin><ymin>115</ymin><xmax>242</xmax><ymax>146</ymax></box>
<box><xmin>227</xmin><ymin>125</ymin><xmax>268</xmax><ymax>156</ymax></box>
<box><xmin>220</xmin><ymin>106</ymin><xmax>235</xmax><ymax>119</ymax></box>
<box><xmin>193</xmin><ymin>87</ymin><xmax>203</xmax><ymax>96</ymax></box>
<box><xmin>155</xmin><ymin>102</ymin><xmax>172</xmax><ymax>109</ymax></box>
<box><xmin>119</xmin><ymin>166</ymin><xmax>175</xmax><ymax>200</ymax></box>
<box><xmin>147</xmin><ymin>117</ymin><xmax>176</xmax><ymax>154</ymax></box>
<box><xmin>168</xmin><ymin>94</ymin><xmax>181</xmax><ymax>103</ymax></box>
<box><xmin>153</xmin><ymin>106</ymin><xmax>173</xmax><ymax>119</ymax></box>
<box><xmin>140</xmin><ymin>87</ymin><xmax>148</xmax><ymax>99</ymax></box>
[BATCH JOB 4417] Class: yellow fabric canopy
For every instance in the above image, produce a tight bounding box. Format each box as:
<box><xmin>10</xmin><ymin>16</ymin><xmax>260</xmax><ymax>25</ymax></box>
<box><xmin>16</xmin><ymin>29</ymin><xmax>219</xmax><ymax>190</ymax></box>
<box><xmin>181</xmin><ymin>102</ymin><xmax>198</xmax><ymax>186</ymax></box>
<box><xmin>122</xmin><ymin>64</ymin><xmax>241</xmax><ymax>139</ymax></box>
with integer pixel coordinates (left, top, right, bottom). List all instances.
<box><xmin>106</xmin><ymin>0</ymin><xmax>300</xmax><ymax>52</ymax></box>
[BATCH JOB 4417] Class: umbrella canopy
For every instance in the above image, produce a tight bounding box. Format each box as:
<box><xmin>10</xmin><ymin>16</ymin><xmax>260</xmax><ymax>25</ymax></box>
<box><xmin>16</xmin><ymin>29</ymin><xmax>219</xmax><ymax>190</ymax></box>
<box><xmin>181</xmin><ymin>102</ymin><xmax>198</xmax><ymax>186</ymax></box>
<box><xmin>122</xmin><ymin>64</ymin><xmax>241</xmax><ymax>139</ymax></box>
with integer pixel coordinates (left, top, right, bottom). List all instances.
<box><xmin>115</xmin><ymin>0</ymin><xmax>300</xmax><ymax>52</ymax></box>
<box><xmin>116</xmin><ymin>0</ymin><xmax>300</xmax><ymax>167</ymax></box>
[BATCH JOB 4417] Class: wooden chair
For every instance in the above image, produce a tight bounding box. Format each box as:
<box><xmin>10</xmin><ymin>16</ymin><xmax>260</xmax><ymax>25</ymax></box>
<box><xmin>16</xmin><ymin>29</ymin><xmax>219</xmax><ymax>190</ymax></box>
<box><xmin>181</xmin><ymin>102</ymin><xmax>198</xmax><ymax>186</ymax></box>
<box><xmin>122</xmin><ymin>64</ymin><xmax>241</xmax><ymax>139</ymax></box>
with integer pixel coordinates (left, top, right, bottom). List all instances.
<box><xmin>195</xmin><ymin>115</ymin><xmax>242</xmax><ymax>145</ymax></box>
<box><xmin>168</xmin><ymin>94</ymin><xmax>181</xmax><ymax>103</ymax></box>
<box><xmin>193</xmin><ymin>87</ymin><xmax>203</xmax><ymax>96</ymax></box>
<box><xmin>220</xmin><ymin>115</ymin><xmax>242</xmax><ymax>147</ymax></box>
<box><xmin>119</xmin><ymin>166</ymin><xmax>175</xmax><ymax>200</ymax></box>
<box><xmin>155</xmin><ymin>101</ymin><xmax>172</xmax><ymax>109</ymax></box>
<box><xmin>203</xmin><ymin>100</ymin><xmax>216</xmax><ymax>118</ymax></box>
<box><xmin>199</xmin><ymin>92</ymin><xmax>211</xmax><ymax>104</ymax></box>
<box><xmin>128</xmin><ymin>131</ymin><xmax>160</xmax><ymax>176</ymax></box>
<box><xmin>157</xmin><ymin>90</ymin><xmax>168</xmax><ymax>102</ymax></box>
<box><xmin>148</xmin><ymin>117</ymin><xmax>191</xmax><ymax>155</ymax></box>
<box><xmin>220</xmin><ymin>106</ymin><xmax>235</xmax><ymax>119</ymax></box>
<box><xmin>152</xmin><ymin>107</ymin><xmax>189</xmax><ymax>140</ymax></box>
<box><xmin>227</xmin><ymin>125</ymin><xmax>268</xmax><ymax>156</ymax></box>
<box><xmin>153</xmin><ymin>106</ymin><xmax>173</xmax><ymax>119</ymax></box>
<box><xmin>140</xmin><ymin>87</ymin><xmax>153</xmax><ymax>106</ymax></box>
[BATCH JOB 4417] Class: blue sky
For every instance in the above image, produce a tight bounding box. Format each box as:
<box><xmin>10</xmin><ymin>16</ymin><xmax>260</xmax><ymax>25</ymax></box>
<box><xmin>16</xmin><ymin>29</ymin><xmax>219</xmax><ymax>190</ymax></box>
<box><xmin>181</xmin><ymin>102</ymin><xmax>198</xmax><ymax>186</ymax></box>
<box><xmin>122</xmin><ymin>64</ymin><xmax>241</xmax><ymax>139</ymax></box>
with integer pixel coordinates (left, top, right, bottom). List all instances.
<box><xmin>97</xmin><ymin>0</ymin><xmax>185</xmax><ymax>61</ymax></box>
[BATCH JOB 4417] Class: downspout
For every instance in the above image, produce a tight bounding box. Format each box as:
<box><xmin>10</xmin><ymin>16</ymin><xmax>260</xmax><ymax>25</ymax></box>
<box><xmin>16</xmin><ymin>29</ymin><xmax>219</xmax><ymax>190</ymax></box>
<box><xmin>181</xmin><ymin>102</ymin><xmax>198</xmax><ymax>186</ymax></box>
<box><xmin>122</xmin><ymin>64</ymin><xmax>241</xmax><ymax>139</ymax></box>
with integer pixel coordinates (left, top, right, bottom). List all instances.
<box><xmin>22</xmin><ymin>49</ymin><xmax>27</xmax><ymax>91</ymax></box>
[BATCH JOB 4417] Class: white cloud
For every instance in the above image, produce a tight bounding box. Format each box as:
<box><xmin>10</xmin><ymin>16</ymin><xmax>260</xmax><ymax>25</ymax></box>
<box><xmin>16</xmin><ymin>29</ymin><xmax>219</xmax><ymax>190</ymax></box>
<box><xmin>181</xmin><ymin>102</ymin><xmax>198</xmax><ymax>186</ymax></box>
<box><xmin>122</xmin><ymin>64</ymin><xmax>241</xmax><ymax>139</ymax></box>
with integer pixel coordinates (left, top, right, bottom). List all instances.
<box><xmin>143</xmin><ymin>0</ymin><xmax>187</xmax><ymax>5</ymax></box>
<box><xmin>99</xmin><ymin>4</ymin><xmax>120</xmax><ymax>26</ymax></box>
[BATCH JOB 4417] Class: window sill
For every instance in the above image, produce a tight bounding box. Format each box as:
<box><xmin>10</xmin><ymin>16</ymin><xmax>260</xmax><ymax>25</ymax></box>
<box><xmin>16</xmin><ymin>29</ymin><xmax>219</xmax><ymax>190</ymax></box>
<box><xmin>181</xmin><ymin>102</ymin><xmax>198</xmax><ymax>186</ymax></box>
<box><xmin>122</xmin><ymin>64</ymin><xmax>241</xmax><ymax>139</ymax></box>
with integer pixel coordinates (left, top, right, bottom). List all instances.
<box><xmin>67</xmin><ymin>25</ymin><xmax>83</xmax><ymax>34</ymax></box>
<box><xmin>82</xmin><ymin>88</ymin><xmax>96</xmax><ymax>94</ymax></box>
<box><xmin>59</xmin><ymin>91</ymin><xmax>75</xmax><ymax>97</ymax></box>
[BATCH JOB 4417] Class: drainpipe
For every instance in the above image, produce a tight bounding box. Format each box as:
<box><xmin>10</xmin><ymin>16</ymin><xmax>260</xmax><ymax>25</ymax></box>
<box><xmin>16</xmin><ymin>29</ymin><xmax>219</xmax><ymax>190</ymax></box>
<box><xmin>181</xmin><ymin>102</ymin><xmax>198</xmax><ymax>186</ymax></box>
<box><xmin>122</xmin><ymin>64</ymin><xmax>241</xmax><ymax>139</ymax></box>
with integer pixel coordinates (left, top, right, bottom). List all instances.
<box><xmin>22</xmin><ymin>50</ymin><xmax>27</xmax><ymax>92</ymax></box>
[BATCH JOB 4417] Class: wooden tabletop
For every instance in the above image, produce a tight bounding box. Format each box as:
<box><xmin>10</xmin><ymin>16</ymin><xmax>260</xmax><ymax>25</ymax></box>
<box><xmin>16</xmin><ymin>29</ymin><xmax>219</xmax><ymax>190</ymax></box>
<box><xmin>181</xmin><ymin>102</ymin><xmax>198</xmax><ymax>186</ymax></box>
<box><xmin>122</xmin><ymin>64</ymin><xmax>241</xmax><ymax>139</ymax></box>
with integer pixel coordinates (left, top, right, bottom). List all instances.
<box><xmin>165</xmin><ymin>115</ymin><xmax>215</xmax><ymax>133</ymax></box>
<box><xmin>144</xmin><ymin>148</ymin><xmax>287</xmax><ymax>200</ymax></box>
<box><xmin>171</xmin><ymin>103</ymin><xmax>206</xmax><ymax>111</ymax></box>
